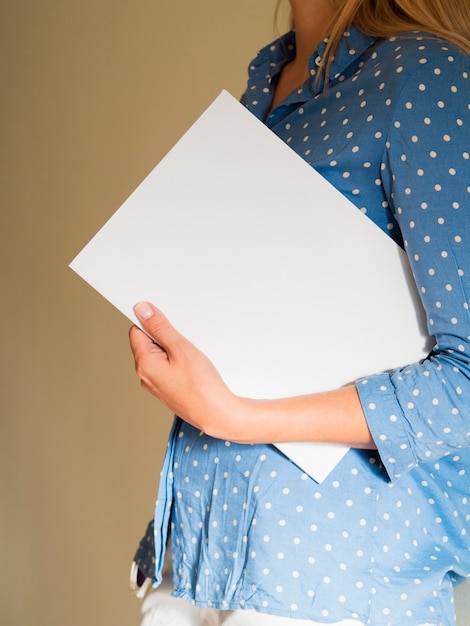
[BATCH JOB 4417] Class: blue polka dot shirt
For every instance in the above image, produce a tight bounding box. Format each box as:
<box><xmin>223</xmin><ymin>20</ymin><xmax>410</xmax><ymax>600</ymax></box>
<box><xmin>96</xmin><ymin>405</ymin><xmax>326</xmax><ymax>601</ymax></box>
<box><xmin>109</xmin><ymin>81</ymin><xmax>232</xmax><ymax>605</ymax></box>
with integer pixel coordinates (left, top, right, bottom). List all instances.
<box><xmin>150</xmin><ymin>27</ymin><xmax>470</xmax><ymax>626</ymax></box>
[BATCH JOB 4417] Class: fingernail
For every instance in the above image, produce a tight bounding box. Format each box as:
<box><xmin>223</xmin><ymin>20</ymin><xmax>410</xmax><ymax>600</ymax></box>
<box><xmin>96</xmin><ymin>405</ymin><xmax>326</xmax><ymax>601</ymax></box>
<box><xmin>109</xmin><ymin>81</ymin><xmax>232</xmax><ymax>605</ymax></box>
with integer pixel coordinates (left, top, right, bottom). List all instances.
<box><xmin>134</xmin><ymin>302</ymin><xmax>154</xmax><ymax>320</ymax></box>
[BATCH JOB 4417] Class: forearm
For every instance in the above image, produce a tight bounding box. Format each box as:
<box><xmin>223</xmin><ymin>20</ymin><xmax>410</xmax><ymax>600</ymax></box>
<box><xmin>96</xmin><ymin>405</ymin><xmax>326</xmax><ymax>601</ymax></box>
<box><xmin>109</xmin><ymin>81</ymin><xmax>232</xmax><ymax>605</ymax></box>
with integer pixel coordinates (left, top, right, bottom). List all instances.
<box><xmin>214</xmin><ymin>383</ymin><xmax>375</xmax><ymax>449</ymax></box>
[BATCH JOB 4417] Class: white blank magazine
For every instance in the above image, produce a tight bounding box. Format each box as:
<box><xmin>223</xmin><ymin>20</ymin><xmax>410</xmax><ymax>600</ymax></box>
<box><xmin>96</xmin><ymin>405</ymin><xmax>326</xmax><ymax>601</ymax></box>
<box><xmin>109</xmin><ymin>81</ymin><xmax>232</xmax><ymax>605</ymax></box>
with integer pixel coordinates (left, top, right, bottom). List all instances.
<box><xmin>70</xmin><ymin>90</ymin><xmax>430</xmax><ymax>482</ymax></box>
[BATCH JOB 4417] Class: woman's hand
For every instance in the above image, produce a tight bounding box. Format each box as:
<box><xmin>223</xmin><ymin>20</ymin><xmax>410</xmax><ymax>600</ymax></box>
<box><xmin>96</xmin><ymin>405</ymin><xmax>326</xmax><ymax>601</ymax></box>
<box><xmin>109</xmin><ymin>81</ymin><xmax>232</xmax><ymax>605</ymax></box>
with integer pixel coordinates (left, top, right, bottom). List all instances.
<box><xmin>129</xmin><ymin>302</ymin><xmax>244</xmax><ymax>440</ymax></box>
<box><xmin>129</xmin><ymin>301</ymin><xmax>374</xmax><ymax>448</ymax></box>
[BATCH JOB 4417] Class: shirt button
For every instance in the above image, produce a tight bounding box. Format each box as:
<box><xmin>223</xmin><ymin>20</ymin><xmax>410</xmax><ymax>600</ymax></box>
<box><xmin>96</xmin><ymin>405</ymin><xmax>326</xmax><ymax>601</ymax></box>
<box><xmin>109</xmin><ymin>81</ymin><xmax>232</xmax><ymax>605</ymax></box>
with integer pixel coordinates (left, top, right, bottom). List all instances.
<box><xmin>315</xmin><ymin>56</ymin><xmax>322</xmax><ymax>67</ymax></box>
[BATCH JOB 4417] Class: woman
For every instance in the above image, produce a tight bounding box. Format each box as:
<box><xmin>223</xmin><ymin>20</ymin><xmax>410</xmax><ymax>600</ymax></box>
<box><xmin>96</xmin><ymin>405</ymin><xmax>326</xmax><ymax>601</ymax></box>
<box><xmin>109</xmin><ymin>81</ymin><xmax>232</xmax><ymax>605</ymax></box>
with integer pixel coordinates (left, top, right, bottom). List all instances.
<box><xmin>130</xmin><ymin>0</ymin><xmax>470</xmax><ymax>624</ymax></box>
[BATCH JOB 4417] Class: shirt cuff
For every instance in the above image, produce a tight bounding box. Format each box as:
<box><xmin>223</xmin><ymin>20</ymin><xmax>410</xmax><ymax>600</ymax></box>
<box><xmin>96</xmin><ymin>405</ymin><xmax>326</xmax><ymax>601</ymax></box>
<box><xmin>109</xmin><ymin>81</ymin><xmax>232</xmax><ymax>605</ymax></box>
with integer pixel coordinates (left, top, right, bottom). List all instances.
<box><xmin>356</xmin><ymin>373</ymin><xmax>419</xmax><ymax>481</ymax></box>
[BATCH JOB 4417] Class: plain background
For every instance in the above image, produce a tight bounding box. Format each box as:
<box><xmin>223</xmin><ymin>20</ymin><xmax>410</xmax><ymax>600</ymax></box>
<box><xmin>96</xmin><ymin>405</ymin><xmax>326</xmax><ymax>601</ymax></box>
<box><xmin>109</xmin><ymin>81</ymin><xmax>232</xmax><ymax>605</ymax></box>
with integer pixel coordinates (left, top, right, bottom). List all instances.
<box><xmin>1</xmin><ymin>1</ymin><xmax>468</xmax><ymax>625</ymax></box>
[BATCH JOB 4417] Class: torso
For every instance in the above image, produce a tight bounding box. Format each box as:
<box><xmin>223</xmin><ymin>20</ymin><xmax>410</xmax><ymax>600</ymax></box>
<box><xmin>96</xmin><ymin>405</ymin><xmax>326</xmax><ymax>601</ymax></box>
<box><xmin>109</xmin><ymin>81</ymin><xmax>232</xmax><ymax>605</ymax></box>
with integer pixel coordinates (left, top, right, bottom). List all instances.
<box><xmin>153</xmin><ymin>28</ymin><xmax>470</xmax><ymax>626</ymax></box>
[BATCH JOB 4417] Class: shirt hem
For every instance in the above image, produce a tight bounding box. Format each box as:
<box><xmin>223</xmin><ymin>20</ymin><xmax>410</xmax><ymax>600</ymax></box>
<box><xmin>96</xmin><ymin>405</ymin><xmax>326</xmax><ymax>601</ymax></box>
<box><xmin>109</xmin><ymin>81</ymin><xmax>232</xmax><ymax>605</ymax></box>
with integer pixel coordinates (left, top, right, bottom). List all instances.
<box><xmin>170</xmin><ymin>589</ymin><xmax>445</xmax><ymax>626</ymax></box>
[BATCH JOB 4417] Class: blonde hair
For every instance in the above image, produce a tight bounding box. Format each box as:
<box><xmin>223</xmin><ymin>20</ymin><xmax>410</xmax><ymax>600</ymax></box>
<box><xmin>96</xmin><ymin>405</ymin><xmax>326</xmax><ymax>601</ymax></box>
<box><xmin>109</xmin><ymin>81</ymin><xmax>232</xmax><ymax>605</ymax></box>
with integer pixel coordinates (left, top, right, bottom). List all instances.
<box><xmin>279</xmin><ymin>0</ymin><xmax>470</xmax><ymax>75</ymax></box>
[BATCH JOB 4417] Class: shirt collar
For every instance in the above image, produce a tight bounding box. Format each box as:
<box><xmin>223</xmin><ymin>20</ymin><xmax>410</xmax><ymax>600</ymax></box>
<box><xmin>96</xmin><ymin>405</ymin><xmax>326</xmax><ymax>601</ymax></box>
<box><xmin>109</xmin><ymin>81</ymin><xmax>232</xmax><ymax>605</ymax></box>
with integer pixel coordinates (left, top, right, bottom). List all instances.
<box><xmin>310</xmin><ymin>25</ymin><xmax>380</xmax><ymax>93</ymax></box>
<box><xmin>246</xmin><ymin>25</ymin><xmax>380</xmax><ymax>114</ymax></box>
<box><xmin>247</xmin><ymin>30</ymin><xmax>297</xmax><ymax>86</ymax></box>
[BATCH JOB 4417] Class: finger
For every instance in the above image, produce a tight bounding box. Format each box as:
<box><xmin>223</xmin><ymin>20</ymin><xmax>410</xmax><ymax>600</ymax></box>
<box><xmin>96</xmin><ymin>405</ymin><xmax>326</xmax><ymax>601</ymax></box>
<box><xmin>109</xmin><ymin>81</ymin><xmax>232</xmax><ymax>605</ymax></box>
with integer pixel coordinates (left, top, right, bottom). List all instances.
<box><xmin>129</xmin><ymin>324</ymin><xmax>169</xmax><ymax>387</ymax></box>
<box><xmin>133</xmin><ymin>302</ymin><xmax>183</xmax><ymax>357</ymax></box>
<box><xmin>128</xmin><ymin>324</ymin><xmax>160</xmax><ymax>355</ymax></box>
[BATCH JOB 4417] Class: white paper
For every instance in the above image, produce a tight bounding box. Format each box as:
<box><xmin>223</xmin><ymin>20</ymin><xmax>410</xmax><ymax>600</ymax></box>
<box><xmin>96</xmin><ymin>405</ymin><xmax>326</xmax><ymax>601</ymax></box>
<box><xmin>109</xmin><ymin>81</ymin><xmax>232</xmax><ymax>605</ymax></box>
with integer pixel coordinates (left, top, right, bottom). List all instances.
<box><xmin>70</xmin><ymin>90</ymin><xmax>431</xmax><ymax>482</ymax></box>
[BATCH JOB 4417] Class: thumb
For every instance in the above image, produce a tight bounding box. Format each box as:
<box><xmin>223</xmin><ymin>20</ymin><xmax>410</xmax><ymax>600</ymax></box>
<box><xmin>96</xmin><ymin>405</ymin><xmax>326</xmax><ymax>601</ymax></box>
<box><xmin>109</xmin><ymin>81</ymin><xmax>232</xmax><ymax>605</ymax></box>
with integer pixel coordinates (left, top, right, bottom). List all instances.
<box><xmin>133</xmin><ymin>302</ymin><xmax>182</xmax><ymax>354</ymax></box>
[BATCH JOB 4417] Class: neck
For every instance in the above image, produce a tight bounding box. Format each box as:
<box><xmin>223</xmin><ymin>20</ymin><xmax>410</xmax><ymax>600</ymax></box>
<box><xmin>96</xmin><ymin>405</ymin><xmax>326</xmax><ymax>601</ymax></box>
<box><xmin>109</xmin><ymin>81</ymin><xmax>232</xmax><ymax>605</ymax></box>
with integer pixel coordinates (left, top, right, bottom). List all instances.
<box><xmin>290</xmin><ymin>0</ymin><xmax>337</xmax><ymax>67</ymax></box>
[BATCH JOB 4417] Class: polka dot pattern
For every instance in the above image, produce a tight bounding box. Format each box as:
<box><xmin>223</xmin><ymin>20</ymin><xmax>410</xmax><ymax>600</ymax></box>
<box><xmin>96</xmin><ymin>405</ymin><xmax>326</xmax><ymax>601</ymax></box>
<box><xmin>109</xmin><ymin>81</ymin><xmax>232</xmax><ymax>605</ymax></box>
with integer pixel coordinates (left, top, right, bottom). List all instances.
<box><xmin>150</xmin><ymin>27</ymin><xmax>470</xmax><ymax>626</ymax></box>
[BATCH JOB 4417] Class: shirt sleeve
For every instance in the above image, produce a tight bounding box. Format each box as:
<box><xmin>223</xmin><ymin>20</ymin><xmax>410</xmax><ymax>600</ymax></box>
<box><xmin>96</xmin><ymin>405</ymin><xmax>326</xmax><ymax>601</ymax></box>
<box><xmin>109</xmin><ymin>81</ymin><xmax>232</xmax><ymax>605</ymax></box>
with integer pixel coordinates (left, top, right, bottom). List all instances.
<box><xmin>356</xmin><ymin>48</ymin><xmax>470</xmax><ymax>481</ymax></box>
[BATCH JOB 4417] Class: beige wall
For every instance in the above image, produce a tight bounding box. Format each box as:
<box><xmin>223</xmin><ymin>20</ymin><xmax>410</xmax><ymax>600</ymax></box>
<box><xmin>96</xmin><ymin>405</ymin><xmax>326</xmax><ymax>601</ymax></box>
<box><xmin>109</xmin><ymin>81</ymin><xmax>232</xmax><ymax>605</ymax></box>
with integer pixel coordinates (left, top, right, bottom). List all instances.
<box><xmin>1</xmin><ymin>1</ymin><xmax>468</xmax><ymax>625</ymax></box>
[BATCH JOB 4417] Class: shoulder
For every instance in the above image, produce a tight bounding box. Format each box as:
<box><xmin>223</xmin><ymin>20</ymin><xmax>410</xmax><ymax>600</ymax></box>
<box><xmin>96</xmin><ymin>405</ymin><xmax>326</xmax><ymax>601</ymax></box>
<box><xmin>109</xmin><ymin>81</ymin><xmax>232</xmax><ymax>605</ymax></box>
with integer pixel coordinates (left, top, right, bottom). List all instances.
<box><xmin>365</xmin><ymin>32</ymin><xmax>470</xmax><ymax>115</ymax></box>
<box><xmin>374</xmin><ymin>32</ymin><xmax>470</xmax><ymax>77</ymax></box>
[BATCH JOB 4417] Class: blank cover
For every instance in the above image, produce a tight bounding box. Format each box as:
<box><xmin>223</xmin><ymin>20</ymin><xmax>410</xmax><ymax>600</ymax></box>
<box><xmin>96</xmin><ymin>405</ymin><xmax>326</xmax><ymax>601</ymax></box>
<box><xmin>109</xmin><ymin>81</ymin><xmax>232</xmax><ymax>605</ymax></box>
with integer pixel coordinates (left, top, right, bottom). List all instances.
<box><xmin>70</xmin><ymin>90</ymin><xmax>430</xmax><ymax>482</ymax></box>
